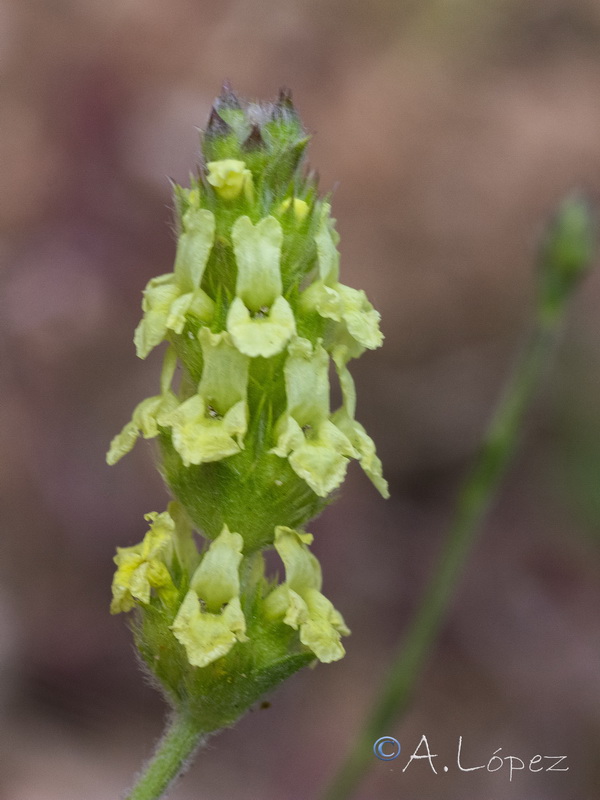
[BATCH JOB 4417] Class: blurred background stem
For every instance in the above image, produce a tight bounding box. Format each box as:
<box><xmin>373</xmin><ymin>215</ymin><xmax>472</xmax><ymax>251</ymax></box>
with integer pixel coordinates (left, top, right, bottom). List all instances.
<box><xmin>321</xmin><ymin>196</ymin><xmax>595</xmax><ymax>800</ymax></box>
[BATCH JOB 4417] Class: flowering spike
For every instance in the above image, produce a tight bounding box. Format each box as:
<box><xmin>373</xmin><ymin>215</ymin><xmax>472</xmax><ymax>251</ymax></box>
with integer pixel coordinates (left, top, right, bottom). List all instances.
<box><xmin>107</xmin><ymin>89</ymin><xmax>388</xmax><ymax>763</ymax></box>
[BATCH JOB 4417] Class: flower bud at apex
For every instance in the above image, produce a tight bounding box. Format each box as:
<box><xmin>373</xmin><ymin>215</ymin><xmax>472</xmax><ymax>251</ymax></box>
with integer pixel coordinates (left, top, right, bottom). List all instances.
<box><xmin>107</xmin><ymin>88</ymin><xmax>387</xmax><ymax>730</ymax></box>
<box><xmin>207</xmin><ymin>159</ymin><xmax>253</xmax><ymax>201</ymax></box>
<box><xmin>279</xmin><ymin>197</ymin><xmax>310</xmax><ymax>221</ymax></box>
<box><xmin>538</xmin><ymin>193</ymin><xmax>596</xmax><ymax>317</ymax></box>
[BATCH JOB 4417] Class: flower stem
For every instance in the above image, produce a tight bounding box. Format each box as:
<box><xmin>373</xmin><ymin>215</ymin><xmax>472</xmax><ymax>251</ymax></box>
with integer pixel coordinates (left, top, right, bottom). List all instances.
<box><xmin>125</xmin><ymin>711</ymin><xmax>207</xmax><ymax>800</ymax></box>
<box><xmin>321</xmin><ymin>306</ymin><xmax>567</xmax><ymax>800</ymax></box>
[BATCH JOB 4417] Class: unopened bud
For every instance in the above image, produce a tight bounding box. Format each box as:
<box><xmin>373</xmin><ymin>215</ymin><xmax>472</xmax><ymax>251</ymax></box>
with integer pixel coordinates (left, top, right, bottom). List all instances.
<box><xmin>538</xmin><ymin>194</ymin><xmax>596</xmax><ymax>317</ymax></box>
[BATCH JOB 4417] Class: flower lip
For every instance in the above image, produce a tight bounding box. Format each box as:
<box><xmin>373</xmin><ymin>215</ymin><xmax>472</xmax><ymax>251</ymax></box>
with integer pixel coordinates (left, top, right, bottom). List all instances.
<box><xmin>264</xmin><ymin>526</ymin><xmax>350</xmax><ymax>663</ymax></box>
<box><xmin>171</xmin><ymin>525</ymin><xmax>248</xmax><ymax>667</ymax></box>
<box><xmin>226</xmin><ymin>215</ymin><xmax>296</xmax><ymax>358</ymax></box>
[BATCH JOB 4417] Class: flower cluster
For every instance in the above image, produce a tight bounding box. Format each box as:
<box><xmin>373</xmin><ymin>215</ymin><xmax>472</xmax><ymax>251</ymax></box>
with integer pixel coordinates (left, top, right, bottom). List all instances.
<box><xmin>107</xmin><ymin>88</ymin><xmax>387</xmax><ymax>728</ymax></box>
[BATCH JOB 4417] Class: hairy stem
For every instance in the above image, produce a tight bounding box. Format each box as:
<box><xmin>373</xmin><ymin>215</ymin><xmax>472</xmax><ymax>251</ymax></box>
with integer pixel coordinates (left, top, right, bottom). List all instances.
<box><xmin>125</xmin><ymin>711</ymin><xmax>207</xmax><ymax>800</ymax></box>
<box><xmin>322</xmin><ymin>307</ymin><xmax>565</xmax><ymax>800</ymax></box>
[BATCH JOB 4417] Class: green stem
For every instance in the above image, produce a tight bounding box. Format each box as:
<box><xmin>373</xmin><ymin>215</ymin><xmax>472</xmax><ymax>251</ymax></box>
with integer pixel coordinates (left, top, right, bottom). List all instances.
<box><xmin>322</xmin><ymin>307</ymin><xmax>564</xmax><ymax>800</ymax></box>
<box><xmin>125</xmin><ymin>711</ymin><xmax>207</xmax><ymax>800</ymax></box>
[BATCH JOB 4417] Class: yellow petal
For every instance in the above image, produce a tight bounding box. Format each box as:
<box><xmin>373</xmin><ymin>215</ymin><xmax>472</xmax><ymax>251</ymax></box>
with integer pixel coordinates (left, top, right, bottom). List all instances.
<box><xmin>171</xmin><ymin>591</ymin><xmax>247</xmax><ymax>668</ymax></box>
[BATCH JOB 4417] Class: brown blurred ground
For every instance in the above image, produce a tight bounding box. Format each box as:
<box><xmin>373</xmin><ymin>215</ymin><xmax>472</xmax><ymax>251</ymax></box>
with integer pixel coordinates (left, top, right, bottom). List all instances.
<box><xmin>1</xmin><ymin>1</ymin><xmax>600</xmax><ymax>798</ymax></box>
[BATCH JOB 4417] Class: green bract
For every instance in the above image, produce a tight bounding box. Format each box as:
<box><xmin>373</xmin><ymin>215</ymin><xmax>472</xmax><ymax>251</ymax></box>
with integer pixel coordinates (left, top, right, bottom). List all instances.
<box><xmin>107</xmin><ymin>87</ymin><xmax>387</xmax><ymax>734</ymax></box>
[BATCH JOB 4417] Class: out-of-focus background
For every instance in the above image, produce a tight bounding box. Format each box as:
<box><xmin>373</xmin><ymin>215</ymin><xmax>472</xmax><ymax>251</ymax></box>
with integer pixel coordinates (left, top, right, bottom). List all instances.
<box><xmin>2</xmin><ymin>1</ymin><xmax>600</xmax><ymax>798</ymax></box>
